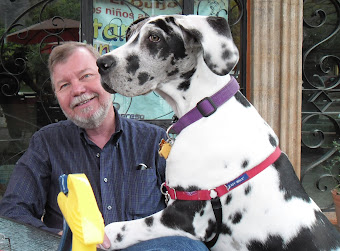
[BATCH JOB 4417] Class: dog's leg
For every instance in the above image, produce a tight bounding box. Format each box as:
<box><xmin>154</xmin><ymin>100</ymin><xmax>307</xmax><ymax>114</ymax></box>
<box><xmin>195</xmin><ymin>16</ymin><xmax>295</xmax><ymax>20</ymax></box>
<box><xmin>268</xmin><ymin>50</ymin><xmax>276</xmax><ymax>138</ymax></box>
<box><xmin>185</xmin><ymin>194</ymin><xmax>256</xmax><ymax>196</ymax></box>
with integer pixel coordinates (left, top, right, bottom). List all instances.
<box><xmin>103</xmin><ymin>200</ymin><xmax>212</xmax><ymax>250</ymax></box>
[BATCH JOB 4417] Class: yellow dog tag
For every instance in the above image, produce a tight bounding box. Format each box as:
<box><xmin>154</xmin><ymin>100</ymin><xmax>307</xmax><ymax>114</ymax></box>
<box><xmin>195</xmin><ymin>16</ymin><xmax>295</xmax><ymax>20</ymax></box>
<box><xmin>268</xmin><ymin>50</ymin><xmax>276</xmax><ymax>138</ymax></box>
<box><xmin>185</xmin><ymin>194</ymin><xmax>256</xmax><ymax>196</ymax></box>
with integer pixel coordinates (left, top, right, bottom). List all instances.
<box><xmin>159</xmin><ymin>139</ymin><xmax>172</xmax><ymax>159</ymax></box>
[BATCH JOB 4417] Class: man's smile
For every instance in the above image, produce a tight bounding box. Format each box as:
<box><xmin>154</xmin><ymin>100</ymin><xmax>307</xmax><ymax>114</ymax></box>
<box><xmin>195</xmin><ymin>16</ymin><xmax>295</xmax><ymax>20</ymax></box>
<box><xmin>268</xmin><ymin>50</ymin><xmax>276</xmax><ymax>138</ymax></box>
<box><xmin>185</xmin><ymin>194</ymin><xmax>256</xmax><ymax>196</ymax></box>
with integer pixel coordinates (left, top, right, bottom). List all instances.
<box><xmin>70</xmin><ymin>94</ymin><xmax>98</xmax><ymax>109</ymax></box>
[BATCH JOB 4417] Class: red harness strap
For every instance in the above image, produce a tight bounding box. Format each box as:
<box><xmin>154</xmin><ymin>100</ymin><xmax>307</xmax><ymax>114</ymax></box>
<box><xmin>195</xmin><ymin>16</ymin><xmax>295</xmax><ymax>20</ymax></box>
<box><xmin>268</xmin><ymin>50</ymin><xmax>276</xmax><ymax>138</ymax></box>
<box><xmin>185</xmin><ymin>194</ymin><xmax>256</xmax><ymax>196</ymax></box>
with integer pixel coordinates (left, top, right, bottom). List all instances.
<box><xmin>163</xmin><ymin>147</ymin><xmax>281</xmax><ymax>201</ymax></box>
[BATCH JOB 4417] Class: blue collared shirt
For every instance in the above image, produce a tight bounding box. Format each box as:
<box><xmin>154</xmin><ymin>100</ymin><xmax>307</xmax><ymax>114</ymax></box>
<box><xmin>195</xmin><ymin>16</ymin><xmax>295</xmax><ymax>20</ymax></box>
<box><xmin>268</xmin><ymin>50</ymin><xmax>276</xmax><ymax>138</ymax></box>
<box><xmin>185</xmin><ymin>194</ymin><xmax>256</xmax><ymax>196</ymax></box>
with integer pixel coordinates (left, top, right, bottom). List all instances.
<box><xmin>0</xmin><ymin>111</ymin><xmax>167</xmax><ymax>233</ymax></box>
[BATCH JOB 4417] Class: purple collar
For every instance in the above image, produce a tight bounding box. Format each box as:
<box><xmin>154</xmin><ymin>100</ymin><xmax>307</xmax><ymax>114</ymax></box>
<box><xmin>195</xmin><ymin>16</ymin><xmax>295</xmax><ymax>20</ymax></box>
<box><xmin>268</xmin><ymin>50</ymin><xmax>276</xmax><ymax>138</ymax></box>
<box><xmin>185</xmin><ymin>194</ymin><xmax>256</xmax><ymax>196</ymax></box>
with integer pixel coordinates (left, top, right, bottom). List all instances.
<box><xmin>171</xmin><ymin>77</ymin><xmax>240</xmax><ymax>134</ymax></box>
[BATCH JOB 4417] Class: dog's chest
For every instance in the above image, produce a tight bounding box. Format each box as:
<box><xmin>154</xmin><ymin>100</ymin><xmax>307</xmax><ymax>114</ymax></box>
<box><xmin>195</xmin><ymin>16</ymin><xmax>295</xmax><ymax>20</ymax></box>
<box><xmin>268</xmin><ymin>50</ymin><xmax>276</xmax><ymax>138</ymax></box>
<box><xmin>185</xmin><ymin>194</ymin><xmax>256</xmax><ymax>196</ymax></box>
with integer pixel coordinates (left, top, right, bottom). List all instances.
<box><xmin>165</xmin><ymin>97</ymin><xmax>278</xmax><ymax>188</ymax></box>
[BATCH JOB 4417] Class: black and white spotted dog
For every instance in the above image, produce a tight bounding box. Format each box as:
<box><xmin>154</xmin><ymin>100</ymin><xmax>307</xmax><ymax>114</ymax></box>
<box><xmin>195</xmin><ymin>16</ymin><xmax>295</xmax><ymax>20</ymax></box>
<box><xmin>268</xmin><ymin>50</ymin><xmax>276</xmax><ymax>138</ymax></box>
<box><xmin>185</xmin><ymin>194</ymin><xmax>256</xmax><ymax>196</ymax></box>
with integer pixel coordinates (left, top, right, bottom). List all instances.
<box><xmin>97</xmin><ymin>15</ymin><xmax>340</xmax><ymax>250</ymax></box>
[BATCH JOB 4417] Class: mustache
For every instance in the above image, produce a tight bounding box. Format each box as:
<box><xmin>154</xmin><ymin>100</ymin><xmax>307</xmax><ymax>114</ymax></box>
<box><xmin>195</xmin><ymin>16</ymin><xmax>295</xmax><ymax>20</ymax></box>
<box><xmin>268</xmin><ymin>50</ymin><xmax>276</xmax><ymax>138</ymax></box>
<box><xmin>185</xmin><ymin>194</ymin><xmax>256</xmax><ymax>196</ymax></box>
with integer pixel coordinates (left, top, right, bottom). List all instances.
<box><xmin>70</xmin><ymin>93</ymin><xmax>98</xmax><ymax>109</ymax></box>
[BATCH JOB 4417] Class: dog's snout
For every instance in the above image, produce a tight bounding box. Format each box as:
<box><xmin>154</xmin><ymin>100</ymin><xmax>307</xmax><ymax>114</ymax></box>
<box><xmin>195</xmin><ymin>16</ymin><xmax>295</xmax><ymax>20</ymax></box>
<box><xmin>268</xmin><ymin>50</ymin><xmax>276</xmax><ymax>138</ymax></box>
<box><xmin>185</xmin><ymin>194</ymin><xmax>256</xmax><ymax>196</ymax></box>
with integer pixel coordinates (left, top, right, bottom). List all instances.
<box><xmin>96</xmin><ymin>55</ymin><xmax>116</xmax><ymax>74</ymax></box>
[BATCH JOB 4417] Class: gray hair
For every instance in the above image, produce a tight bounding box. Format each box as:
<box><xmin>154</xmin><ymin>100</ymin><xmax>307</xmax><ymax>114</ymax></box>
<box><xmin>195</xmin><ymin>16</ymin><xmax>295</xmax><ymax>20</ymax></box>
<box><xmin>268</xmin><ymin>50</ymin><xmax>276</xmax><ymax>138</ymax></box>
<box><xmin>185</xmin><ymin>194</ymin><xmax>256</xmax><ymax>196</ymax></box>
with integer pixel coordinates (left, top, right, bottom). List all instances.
<box><xmin>48</xmin><ymin>42</ymin><xmax>100</xmax><ymax>91</ymax></box>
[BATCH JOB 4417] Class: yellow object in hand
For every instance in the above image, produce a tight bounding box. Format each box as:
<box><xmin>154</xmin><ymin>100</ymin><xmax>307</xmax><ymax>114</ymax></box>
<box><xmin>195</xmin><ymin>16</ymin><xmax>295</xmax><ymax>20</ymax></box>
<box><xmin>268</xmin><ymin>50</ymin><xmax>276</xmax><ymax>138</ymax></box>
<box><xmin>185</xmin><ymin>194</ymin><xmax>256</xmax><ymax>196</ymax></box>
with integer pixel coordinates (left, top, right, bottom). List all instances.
<box><xmin>57</xmin><ymin>174</ymin><xmax>104</xmax><ymax>251</ymax></box>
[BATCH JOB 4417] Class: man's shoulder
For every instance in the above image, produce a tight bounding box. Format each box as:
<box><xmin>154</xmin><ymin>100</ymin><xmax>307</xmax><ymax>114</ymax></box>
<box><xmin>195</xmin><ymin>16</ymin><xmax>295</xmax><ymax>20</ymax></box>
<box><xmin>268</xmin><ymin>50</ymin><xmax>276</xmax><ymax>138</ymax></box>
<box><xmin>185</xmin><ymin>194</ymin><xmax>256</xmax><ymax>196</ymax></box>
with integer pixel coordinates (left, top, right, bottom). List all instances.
<box><xmin>36</xmin><ymin>120</ymin><xmax>77</xmax><ymax>135</ymax></box>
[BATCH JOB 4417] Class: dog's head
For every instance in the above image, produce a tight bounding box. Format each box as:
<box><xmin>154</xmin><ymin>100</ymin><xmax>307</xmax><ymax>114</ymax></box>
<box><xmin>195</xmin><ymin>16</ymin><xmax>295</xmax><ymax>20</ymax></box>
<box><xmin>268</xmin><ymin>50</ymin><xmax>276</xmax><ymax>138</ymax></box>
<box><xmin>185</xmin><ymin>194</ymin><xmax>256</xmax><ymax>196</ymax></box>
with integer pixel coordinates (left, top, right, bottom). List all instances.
<box><xmin>97</xmin><ymin>15</ymin><xmax>239</xmax><ymax>97</ymax></box>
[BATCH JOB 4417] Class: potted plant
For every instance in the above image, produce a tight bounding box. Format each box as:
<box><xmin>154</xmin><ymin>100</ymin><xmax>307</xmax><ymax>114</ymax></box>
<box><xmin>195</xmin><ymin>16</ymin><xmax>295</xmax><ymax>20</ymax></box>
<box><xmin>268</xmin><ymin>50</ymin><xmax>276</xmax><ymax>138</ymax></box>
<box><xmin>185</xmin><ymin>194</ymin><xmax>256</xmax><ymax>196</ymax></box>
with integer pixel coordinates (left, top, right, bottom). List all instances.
<box><xmin>321</xmin><ymin>141</ymin><xmax>340</xmax><ymax>227</ymax></box>
<box><xmin>331</xmin><ymin>179</ymin><xmax>340</xmax><ymax>227</ymax></box>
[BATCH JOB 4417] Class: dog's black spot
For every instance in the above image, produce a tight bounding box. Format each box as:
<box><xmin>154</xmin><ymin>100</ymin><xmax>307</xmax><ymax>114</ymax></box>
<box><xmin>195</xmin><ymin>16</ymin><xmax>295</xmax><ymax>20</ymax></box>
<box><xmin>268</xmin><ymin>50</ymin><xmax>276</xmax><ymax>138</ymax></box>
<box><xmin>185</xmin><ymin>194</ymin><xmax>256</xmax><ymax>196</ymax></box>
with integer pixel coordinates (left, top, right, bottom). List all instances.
<box><xmin>126</xmin><ymin>54</ymin><xmax>140</xmax><ymax>75</ymax></box>
<box><xmin>146</xmin><ymin>19</ymin><xmax>186</xmax><ymax>61</ymax></box>
<box><xmin>273</xmin><ymin>154</ymin><xmax>311</xmax><ymax>202</ymax></box>
<box><xmin>181</xmin><ymin>68</ymin><xmax>196</xmax><ymax>80</ymax></box>
<box><xmin>169</xmin><ymin>35</ymin><xmax>187</xmax><ymax>60</ymax></box>
<box><xmin>207</xmin><ymin>16</ymin><xmax>232</xmax><ymax>38</ymax></box>
<box><xmin>184</xmin><ymin>28</ymin><xmax>202</xmax><ymax>44</ymax></box>
<box><xmin>174</xmin><ymin>185</ymin><xmax>201</xmax><ymax>192</ymax></box>
<box><xmin>247</xmin><ymin>212</ymin><xmax>340</xmax><ymax>251</ymax></box>
<box><xmin>269</xmin><ymin>134</ymin><xmax>277</xmax><ymax>147</ymax></box>
<box><xmin>160</xmin><ymin>200</ymin><xmax>207</xmax><ymax>236</ymax></box>
<box><xmin>204</xmin><ymin>219</ymin><xmax>216</xmax><ymax>240</ymax></box>
<box><xmin>116</xmin><ymin>233</ymin><xmax>123</xmax><ymax>242</ymax></box>
<box><xmin>245</xmin><ymin>185</ymin><xmax>252</xmax><ymax>195</ymax></box>
<box><xmin>222</xmin><ymin>49</ymin><xmax>231</xmax><ymax>61</ymax></box>
<box><xmin>230</xmin><ymin>211</ymin><xmax>242</xmax><ymax>224</ymax></box>
<box><xmin>145</xmin><ymin>216</ymin><xmax>154</xmax><ymax>227</ymax></box>
<box><xmin>178</xmin><ymin>80</ymin><xmax>190</xmax><ymax>91</ymax></box>
<box><xmin>205</xmin><ymin>218</ymin><xmax>233</xmax><ymax>241</ymax></box>
<box><xmin>221</xmin><ymin>223</ymin><xmax>232</xmax><ymax>235</ymax></box>
<box><xmin>167</xmin><ymin>68</ymin><xmax>179</xmax><ymax>76</ymax></box>
<box><xmin>224</xmin><ymin>62</ymin><xmax>237</xmax><ymax>75</ymax></box>
<box><xmin>170</xmin><ymin>57</ymin><xmax>176</xmax><ymax>65</ymax></box>
<box><xmin>225</xmin><ymin>194</ymin><xmax>232</xmax><ymax>205</ymax></box>
<box><xmin>203</xmin><ymin>53</ymin><xmax>218</xmax><ymax>72</ymax></box>
<box><xmin>165</xmin><ymin>16</ymin><xmax>176</xmax><ymax>25</ymax></box>
<box><xmin>200</xmin><ymin>210</ymin><xmax>204</xmax><ymax>216</ymax></box>
<box><xmin>312</xmin><ymin>210</ymin><xmax>340</xmax><ymax>247</ymax></box>
<box><xmin>234</xmin><ymin>92</ymin><xmax>251</xmax><ymax>107</ymax></box>
<box><xmin>242</xmin><ymin>159</ymin><xmax>249</xmax><ymax>169</ymax></box>
<box><xmin>150</xmin><ymin>19</ymin><xmax>172</xmax><ymax>34</ymax></box>
<box><xmin>248</xmin><ymin>235</ymin><xmax>285</xmax><ymax>251</ymax></box>
<box><xmin>138</xmin><ymin>72</ymin><xmax>150</xmax><ymax>85</ymax></box>
<box><xmin>121</xmin><ymin>225</ymin><xmax>126</xmax><ymax>231</ymax></box>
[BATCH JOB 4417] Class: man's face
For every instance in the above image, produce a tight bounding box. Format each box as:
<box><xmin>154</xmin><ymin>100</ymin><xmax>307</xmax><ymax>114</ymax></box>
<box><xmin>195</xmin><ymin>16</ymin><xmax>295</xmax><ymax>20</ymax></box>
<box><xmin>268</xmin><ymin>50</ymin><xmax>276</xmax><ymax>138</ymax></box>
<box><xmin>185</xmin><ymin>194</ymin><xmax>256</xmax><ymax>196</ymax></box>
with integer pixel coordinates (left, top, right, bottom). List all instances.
<box><xmin>52</xmin><ymin>48</ymin><xmax>112</xmax><ymax>129</ymax></box>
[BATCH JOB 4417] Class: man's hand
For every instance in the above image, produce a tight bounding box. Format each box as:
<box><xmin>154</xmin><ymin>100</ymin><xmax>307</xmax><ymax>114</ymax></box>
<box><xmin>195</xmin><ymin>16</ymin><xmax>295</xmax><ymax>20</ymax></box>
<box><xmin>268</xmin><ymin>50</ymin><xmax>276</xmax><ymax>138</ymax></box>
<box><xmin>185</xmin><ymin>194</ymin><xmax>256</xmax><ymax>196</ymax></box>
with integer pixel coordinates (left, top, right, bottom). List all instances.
<box><xmin>98</xmin><ymin>233</ymin><xmax>111</xmax><ymax>249</ymax></box>
<box><xmin>59</xmin><ymin>230</ymin><xmax>110</xmax><ymax>249</ymax></box>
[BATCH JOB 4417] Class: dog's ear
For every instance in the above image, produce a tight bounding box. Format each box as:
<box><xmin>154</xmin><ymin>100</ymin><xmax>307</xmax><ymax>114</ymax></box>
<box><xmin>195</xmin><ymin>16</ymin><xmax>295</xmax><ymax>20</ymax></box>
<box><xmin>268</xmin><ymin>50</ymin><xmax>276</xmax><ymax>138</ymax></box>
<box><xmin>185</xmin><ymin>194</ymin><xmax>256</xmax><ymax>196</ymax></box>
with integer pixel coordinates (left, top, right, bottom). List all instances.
<box><xmin>126</xmin><ymin>17</ymin><xmax>150</xmax><ymax>41</ymax></box>
<box><xmin>176</xmin><ymin>15</ymin><xmax>239</xmax><ymax>76</ymax></box>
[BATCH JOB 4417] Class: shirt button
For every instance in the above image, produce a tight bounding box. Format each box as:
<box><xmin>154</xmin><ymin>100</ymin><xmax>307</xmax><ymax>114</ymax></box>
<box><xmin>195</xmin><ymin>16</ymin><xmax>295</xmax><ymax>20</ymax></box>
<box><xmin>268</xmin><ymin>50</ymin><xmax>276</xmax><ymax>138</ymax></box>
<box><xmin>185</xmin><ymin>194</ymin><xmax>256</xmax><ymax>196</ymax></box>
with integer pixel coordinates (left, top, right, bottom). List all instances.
<box><xmin>107</xmin><ymin>205</ymin><xmax>112</xmax><ymax>210</ymax></box>
<box><xmin>96</xmin><ymin>153</ymin><xmax>100</xmax><ymax>158</ymax></box>
<box><xmin>104</xmin><ymin>178</ymin><xmax>108</xmax><ymax>183</ymax></box>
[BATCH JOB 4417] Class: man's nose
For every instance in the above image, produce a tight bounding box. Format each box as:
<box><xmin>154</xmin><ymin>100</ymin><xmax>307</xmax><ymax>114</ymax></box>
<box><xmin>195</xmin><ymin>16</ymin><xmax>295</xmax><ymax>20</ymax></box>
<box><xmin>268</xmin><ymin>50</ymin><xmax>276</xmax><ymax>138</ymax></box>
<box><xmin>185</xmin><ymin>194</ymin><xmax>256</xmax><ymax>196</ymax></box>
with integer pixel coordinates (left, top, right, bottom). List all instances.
<box><xmin>71</xmin><ymin>80</ymin><xmax>86</xmax><ymax>96</ymax></box>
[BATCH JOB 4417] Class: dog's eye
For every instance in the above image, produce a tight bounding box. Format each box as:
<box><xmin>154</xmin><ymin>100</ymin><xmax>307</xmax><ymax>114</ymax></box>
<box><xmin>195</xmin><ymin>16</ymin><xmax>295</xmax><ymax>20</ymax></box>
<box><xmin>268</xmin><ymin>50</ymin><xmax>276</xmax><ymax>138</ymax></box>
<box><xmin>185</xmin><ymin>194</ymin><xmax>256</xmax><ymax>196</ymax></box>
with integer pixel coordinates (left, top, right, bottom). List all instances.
<box><xmin>149</xmin><ymin>35</ymin><xmax>160</xmax><ymax>42</ymax></box>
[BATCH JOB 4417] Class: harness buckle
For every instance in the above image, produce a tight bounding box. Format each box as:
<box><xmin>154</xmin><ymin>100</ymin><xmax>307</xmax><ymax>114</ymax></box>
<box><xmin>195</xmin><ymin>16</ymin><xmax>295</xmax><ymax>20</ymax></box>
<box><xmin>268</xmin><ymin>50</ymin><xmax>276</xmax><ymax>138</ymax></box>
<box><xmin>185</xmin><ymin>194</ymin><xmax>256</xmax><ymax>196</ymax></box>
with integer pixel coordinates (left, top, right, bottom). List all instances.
<box><xmin>209</xmin><ymin>188</ymin><xmax>218</xmax><ymax>199</ymax></box>
<box><xmin>197</xmin><ymin>97</ymin><xmax>217</xmax><ymax>117</ymax></box>
<box><xmin>160</xmin><ymin>182</ymin><xmax>176</xmax><ymax>204</ymax></box>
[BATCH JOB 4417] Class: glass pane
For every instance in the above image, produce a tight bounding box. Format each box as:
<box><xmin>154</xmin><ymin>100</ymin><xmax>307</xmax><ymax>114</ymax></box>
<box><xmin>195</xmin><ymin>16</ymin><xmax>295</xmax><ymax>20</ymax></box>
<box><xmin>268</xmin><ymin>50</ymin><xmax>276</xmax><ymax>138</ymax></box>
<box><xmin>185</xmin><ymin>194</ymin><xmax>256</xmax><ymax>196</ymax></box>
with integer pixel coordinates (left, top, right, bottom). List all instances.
<box><xmin>302</xmin><ymin>0</ymin><xmax>340</xmax><ymax>210</ymax></box>
<box><xmin>0</xmin><ymin>0</ymin><xmax>81</xmax><ymax>199</ymax></box>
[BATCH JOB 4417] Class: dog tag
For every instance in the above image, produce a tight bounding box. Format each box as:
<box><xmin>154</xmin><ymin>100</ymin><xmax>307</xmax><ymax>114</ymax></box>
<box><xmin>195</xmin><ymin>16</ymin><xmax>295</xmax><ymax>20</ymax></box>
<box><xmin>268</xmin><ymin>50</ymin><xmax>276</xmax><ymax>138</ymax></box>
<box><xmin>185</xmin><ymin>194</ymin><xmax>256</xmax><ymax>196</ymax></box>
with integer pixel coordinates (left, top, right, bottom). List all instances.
<box><xmin>159</xmin><ymin>139</ymin><xmax>172</xmax><ymax>159</ymax></box>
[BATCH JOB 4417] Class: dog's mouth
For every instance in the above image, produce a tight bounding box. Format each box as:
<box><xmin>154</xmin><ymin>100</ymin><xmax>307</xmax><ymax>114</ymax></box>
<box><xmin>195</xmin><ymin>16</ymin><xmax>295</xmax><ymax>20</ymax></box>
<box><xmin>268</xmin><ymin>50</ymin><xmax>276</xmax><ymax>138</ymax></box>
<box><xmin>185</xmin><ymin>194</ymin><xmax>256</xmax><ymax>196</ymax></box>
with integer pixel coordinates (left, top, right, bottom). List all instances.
<box><xmin>101</xmin><ymin>81</ymin><xmax>117</xmax><ymax>94</ymax></box>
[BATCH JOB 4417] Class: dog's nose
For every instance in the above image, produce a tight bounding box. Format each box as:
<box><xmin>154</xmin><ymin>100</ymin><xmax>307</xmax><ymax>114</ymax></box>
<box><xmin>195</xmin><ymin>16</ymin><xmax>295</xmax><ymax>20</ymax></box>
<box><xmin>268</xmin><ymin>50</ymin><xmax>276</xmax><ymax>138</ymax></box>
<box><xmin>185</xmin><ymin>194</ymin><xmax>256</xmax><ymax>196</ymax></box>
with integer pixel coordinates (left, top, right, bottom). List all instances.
<box><xmin>96</xmin><ymin>56</ymin><xmax>116</xmax><ymax>74</ymax></box>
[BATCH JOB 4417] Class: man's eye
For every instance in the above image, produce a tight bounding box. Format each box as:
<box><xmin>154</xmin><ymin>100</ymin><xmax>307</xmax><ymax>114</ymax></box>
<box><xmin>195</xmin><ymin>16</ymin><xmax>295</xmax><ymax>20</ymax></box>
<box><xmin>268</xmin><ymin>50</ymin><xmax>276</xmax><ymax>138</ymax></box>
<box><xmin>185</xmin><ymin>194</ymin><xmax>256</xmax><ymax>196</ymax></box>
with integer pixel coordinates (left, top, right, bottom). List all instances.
<box><xmin>81</xmin><ymin>74</ymin><xmax>92</xmax><ymax>80</ymax></box>
<box><xmin>60</xmin><ymin>83</ymin><xmax>69</xmax><ymax>90</ymax></box>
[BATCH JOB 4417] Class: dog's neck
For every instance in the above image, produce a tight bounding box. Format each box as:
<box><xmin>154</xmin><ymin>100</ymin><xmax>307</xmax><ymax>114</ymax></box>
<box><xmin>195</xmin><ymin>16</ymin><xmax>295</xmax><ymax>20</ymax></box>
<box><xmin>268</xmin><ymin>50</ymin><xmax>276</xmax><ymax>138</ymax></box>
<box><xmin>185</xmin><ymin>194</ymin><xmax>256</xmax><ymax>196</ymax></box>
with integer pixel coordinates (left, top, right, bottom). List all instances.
<box><xmin>156</xmin><ymin>57</ymin><xmax>232</xmax><ymax>118</ymax></box>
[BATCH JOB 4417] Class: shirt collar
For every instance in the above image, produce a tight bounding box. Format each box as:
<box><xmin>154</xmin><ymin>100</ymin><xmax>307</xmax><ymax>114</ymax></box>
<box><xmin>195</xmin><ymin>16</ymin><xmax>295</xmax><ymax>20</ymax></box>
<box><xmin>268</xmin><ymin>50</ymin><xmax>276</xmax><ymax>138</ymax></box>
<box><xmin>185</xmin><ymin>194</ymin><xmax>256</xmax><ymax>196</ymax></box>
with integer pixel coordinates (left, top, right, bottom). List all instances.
<box><xmin>78</xmin><ymin>106</ymin><xmax>123</xmax><ymax>146</ymax></box>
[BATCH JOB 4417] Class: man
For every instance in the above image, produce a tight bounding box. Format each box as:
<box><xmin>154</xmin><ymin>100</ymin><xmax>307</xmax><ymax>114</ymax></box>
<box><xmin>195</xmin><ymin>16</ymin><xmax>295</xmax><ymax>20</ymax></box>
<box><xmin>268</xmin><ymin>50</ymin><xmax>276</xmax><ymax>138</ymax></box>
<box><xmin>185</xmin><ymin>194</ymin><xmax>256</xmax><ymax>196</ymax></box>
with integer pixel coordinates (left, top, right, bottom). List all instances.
<box><xmin>0</xmin><ymin>42</ymin><xmax>208</xmax><ymax>250</ymax></box>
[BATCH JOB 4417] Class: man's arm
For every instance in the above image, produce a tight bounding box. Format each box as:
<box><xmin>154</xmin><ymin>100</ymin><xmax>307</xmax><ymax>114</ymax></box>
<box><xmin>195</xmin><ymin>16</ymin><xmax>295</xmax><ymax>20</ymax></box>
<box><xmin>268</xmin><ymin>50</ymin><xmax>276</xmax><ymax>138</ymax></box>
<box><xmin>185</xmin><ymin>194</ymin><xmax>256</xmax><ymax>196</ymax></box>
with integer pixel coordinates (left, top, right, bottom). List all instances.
<box><xmin>0</xmin><ymin>132</ymin><xmax>60</xmax><ymax>234</ymax></box>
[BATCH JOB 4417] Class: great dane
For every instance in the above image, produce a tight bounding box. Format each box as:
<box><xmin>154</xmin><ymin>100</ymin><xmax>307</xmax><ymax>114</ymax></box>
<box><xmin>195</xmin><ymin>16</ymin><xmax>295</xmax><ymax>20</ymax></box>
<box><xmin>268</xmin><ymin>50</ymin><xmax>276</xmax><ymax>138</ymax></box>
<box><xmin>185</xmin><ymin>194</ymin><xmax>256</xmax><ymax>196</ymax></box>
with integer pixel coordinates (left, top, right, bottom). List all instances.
<box><xmin>97</xmin><ymin>15</ymin><xmax>340</xmax><ymax>250</ymax></box>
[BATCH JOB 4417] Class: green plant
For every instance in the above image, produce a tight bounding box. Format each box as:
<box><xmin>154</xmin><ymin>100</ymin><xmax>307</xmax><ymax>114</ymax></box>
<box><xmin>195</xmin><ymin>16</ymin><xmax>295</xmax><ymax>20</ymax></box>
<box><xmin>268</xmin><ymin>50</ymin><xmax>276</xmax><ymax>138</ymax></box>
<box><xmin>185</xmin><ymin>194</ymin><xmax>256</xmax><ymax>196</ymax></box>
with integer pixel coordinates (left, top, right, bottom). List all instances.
<box><xmin>331</xmin><ymin>141</ymin><xmax>340</xmax><ymax>194</ymax></box>
<box><xmin>320</xmin><ymin>141</ymin><xmax>340</xmax><ymax>194</ymax></box>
